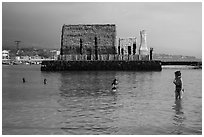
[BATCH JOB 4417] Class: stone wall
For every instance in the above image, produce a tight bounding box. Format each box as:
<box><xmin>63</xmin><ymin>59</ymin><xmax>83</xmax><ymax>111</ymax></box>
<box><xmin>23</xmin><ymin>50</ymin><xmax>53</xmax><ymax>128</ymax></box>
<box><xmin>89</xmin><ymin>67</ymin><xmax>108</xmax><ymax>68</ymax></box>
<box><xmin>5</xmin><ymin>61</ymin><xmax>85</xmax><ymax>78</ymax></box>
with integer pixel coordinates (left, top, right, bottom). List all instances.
<box><xmin>61</xmin><ymin>24</ymin><xmax>116</xmax><ymax>55</ymax></box>
<box><xmin>41</xmin><ymin>60</ymin><xmax>162</xmax><ymax>71</ymax></box>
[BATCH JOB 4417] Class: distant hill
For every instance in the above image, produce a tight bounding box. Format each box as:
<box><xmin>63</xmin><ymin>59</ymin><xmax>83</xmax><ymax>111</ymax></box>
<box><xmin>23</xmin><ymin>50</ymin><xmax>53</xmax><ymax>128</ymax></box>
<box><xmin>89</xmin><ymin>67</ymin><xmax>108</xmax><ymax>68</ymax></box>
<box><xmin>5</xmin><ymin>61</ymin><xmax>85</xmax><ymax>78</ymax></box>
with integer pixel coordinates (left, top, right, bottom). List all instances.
<box><xmin>153</xmin><ymin>53</ymin><xmax>201</xmax><ymax>62</ymax></box>
<box><xmin>2</xmin><ymin>44</ymin><xmax>54</xmax><ymax>51</ymax></box>
<box><xmin>2</xmin><ymin>47</ymin><xmax>60</xmax><ymax>58</ymax></box>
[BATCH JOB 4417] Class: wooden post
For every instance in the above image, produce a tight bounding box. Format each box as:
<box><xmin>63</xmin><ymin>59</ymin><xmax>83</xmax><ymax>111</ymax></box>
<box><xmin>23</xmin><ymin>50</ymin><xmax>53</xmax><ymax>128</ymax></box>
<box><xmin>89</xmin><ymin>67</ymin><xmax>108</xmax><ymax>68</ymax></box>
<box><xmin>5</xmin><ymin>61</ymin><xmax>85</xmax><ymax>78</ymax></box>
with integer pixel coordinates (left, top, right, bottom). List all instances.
<box><xmin>60</xmin><ymin>25</ymin><xmax>65</xmax><ymax>56</ymax></box>
<box><xmin>95</xmin><ymin>37</ymin><xmax>98</xmax><ymax>60</ymax></box>
<box><xmin>80</xmin><ymin>39</ymin><xmax>83</xmax><ymax>55</ymax></box>
<box><xmin>150</xmin><ymin>47</ymin><xmax>153</xmax><ymax>60</ymax></box>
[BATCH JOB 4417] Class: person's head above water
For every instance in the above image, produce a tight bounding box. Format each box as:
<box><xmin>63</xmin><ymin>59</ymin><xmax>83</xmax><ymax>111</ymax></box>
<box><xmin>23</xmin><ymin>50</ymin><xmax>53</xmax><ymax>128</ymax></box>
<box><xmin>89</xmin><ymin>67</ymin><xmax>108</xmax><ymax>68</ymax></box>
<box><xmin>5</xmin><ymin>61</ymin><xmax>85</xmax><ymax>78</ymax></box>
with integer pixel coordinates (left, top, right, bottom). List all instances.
<box><xmin>112</xmin><ymin>79</ymin><xmax>118</xmax><ymax>85</ymax></box>
<box><xmin>175</xmin><ymin>71</ymin><xmax>181</xmax><ymax>77</ymax></box>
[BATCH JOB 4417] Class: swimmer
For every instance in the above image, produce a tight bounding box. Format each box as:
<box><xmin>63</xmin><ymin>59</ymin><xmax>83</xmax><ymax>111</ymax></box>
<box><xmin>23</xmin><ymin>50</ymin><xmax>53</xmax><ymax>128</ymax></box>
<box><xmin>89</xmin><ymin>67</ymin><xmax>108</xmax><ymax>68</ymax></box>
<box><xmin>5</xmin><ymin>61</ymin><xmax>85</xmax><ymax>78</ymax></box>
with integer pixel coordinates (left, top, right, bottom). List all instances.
<box><xmin>44</xmin><ymin>78</ymin><xmax>47</xmax><ymax>84</ymax></box>
<box><xmin>112</xmin><ymin>78</ymin><xmax>118</xmax><ymax>85</ymax></box>
<box><xmin>22</xmin><ymin>77</ymin><xmax>25</xmax><ymax>83</ymax></box>
<box><xmin>111</xmin><ymin>79</ymin><xmax>118</xmax><ymax>92</ymax></box>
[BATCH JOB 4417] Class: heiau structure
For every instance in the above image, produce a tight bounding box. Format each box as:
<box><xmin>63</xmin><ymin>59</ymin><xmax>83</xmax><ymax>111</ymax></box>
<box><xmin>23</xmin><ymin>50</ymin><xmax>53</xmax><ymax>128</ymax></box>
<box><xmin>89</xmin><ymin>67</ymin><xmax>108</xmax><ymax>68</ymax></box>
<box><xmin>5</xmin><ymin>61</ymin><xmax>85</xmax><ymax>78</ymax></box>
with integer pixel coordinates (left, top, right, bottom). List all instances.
<box><xmin>139</xmin><ymin>30</ymin><xmax>149</xmax><ymax>55</ymax></box>
<box><xmin>60</xmin><ymin>24</ymin><xmax>116</xmax><ymax>56</ymax></box>
<box><xmin>118</xmin><ymin>37</ymin><xmax>137</xmax><ymax>55</ymax></box>
<box><xmin>41</xmin><ymin>24</ymin><xmax>162</xmax><ymax>71</ymax></box>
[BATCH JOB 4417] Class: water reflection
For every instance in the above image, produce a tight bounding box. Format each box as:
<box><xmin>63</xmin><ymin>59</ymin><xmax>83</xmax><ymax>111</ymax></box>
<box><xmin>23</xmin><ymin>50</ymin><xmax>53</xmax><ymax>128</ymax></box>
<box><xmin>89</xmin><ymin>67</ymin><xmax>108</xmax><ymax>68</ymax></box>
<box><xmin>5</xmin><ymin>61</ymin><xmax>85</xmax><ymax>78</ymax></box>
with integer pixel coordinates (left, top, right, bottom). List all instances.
<box><xmin>59</xmin><ymin>71</ymin><xmax>118</xmax><ymax>97</ymax></box>
<box><xmin>171</xmin><ymin>99</ymin><xmax>186</xmax><ymax>134</ymax></box>
<box><xmin>57</xmin><ymin>71</ymin><xmax>119</xmax><ymax>134</ymax></box>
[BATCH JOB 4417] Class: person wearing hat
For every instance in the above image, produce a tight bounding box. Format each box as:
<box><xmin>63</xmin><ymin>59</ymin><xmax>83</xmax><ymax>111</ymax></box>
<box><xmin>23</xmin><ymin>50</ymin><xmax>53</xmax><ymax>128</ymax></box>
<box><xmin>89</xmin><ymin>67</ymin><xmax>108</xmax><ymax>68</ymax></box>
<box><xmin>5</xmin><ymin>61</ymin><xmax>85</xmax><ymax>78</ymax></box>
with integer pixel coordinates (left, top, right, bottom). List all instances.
<box><xmin>173</xmin><ymin>71</ymin><xmax>184</xmax><ymax>100</ymax></box>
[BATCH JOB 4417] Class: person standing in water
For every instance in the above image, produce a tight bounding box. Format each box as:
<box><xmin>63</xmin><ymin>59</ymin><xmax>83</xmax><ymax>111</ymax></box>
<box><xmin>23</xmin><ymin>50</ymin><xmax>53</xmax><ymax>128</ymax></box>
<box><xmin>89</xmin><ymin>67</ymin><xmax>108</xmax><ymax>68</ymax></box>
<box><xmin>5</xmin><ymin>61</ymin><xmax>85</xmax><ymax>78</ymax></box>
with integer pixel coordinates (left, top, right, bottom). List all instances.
<box><xmin>173</xmin><ymin>71</ymin><xmax>184</xmax><ymax>100</ymax></box>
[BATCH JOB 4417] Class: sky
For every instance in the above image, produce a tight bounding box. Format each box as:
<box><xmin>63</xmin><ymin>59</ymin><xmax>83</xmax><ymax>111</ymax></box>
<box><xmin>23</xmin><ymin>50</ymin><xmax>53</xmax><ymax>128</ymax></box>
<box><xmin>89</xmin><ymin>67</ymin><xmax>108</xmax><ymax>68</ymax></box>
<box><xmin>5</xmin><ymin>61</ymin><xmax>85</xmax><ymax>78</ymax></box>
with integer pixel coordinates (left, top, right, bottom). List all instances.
<box><xmin>2</xmin><ymin>2</ymin><xmax>202</xmax><ymax>58</ymax></box>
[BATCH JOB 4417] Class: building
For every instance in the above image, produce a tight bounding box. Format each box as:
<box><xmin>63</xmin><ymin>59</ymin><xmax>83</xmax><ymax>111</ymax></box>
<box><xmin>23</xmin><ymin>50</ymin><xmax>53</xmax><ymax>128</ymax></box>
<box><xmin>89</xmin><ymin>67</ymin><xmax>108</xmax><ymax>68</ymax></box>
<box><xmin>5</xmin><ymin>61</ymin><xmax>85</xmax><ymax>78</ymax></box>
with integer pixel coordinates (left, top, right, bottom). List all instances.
<box><xmin>60</xmin><ymin>24</ymin><xmax>117</xmax><ymax>56</ymax></box>
<box><xmin>50</xmin><ymin>50</ymin><xmax>60</xmax><ymax>60</ymax></box>
<box><xmin>2</xmin><ymin>50</ymin><xmax>10</xmax><ymax>60</ymax></box>
<box><xmin>14</xmin><ymin>55</ymin><xmax>46</xmax><ymax>64</ymax></box>
<box><xmin>118</xmin><ymin>37</ymin><xmax>137</xmax><ymax>55</ymax></box>
<box><xmin>15</xmin><ymin>56</ymin><xmax>30</xmax><ymax>61</ymax></box>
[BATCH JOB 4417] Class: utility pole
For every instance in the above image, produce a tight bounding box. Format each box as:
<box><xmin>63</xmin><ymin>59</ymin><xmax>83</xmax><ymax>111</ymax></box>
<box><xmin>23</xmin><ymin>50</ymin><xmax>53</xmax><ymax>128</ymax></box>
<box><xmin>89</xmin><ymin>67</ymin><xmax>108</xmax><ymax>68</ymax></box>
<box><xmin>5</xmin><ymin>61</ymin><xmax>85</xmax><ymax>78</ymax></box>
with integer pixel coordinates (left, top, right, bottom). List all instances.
<box><xmin>15</xmin><ymin>40</ymin><xmax>21</xmax><ymax>50</ymax></box>
<box><xmin>14</xmin><ymin>40</ymin><xmax>21</xmax><ymax>55</ymax></box>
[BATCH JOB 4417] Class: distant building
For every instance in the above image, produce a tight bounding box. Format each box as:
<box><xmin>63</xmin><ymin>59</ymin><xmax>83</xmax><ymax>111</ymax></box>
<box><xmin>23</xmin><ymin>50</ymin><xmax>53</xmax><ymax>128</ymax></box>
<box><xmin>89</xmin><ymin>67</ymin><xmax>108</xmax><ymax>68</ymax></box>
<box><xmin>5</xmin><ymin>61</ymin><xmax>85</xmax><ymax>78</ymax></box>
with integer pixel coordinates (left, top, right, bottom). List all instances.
<box><xmin>19</xmin><ymin>56</ymin><xmax>30</xmax><ymax>61</ymax></box>
<box><xmin>118</xmin><ymin>37</ymin><xmax>137</xmax><ymax>55</ymax></box>
<box><xmin>2</xmin><ymin>50</ymin><xmax>10</xmax><ymax>60</ymax></box>
<box><xmin>15</xmin><ymin>55</ymin><xmax>44</xmax><ymax>63</ymax></box>
<box><xmin>50</xmin><ymin>50</ymin><xmax>60</xmax><ymax>60</ymax></box>
<box><xmin>60</xmin><ymin>24</ymin><xmax>117</xmax><ymax>56</ymax></box>
<box><xmin>30</xmin><ymin>55</ymin><xmax>43</xmax><ymax>60</ymax></box>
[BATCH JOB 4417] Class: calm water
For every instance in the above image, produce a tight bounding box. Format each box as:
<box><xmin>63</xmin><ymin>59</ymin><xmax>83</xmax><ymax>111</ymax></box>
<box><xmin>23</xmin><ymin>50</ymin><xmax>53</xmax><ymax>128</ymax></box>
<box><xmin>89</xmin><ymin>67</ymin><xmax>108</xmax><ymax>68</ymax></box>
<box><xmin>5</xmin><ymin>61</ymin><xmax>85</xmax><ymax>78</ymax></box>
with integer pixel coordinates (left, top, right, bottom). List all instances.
<box><xmin>2</xmin><ymin>65</ymin><xmax>202</xmax><ymax>135</ymax></box>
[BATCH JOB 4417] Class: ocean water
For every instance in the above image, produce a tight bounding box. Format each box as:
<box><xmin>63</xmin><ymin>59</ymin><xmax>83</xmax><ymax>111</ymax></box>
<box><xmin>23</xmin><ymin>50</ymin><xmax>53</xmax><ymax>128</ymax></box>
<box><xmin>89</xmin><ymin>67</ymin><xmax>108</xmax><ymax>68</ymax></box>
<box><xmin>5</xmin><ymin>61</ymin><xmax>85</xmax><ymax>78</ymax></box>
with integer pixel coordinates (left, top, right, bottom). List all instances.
<box><xmin>2</xmin><ymin>65</ymin><xmax>202</xmax><ymax>135</ymax></box>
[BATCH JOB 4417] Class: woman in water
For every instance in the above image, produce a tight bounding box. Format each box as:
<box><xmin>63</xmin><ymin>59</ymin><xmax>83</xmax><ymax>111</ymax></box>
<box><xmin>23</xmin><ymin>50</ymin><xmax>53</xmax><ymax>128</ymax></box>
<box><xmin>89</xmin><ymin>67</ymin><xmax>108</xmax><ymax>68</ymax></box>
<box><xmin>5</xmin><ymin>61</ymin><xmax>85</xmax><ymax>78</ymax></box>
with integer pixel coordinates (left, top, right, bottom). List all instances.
<box><xmin>173</xmin><ymin>71</ymin><xmax>184</xmax><ymax>100</ymax></box>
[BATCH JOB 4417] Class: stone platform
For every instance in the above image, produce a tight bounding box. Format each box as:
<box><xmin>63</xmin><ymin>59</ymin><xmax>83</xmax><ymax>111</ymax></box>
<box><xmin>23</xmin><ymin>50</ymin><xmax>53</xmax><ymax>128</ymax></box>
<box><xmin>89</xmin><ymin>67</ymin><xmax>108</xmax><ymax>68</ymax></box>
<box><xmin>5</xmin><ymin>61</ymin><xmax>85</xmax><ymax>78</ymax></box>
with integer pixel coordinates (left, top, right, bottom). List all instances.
<box><xmin>41</xmin><ymin>60</ymin><xmax>162</xmax><ymax>71</ymax></box>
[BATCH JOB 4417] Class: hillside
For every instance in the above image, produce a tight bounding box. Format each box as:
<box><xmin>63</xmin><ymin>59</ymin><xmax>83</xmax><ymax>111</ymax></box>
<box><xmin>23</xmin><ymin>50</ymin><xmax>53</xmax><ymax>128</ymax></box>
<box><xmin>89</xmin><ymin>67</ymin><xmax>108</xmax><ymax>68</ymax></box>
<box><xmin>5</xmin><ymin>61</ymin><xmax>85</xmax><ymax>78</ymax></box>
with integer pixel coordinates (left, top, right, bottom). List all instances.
<box><xmin>153</xmin><ymin>53</ymin><xmax>201</xmax><ymax>62</ymax></box>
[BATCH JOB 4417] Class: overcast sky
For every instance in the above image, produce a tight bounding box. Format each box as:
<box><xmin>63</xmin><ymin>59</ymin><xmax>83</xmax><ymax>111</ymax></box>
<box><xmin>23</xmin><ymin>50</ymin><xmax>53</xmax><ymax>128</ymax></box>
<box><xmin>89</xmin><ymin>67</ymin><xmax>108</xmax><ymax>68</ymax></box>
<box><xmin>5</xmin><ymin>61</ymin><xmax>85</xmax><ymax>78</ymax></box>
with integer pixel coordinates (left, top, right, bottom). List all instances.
<box><xmin>2</xmin><ymin>2</ymin><xmax>202</xmax><ymax>58</ymax></box>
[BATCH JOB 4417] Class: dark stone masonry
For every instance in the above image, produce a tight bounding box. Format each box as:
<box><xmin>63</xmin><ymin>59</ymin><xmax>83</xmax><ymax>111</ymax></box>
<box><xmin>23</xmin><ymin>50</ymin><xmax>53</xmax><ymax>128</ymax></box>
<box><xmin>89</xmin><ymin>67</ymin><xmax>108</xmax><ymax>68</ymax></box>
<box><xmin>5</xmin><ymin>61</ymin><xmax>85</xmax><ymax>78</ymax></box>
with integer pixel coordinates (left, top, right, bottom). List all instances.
<box><xmin>41</xmin><ymin>60</ymin><xmax>162</xmax><ymax>71</ymax></box>
<box><xmin>61</xmin><ymin>24</ymin><xmax>116</xmax><ymax>55</ymax></box>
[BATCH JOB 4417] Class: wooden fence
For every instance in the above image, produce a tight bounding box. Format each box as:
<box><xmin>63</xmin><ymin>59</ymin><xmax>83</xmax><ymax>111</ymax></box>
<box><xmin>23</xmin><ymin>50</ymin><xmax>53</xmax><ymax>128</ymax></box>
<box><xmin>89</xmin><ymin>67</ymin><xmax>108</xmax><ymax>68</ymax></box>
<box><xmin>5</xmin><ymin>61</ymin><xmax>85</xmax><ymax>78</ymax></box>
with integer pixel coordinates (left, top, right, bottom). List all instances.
<box><xmin>59</xmin><ymin>54</ymin><xmax>150</xmax><ymax>61</ymax></box>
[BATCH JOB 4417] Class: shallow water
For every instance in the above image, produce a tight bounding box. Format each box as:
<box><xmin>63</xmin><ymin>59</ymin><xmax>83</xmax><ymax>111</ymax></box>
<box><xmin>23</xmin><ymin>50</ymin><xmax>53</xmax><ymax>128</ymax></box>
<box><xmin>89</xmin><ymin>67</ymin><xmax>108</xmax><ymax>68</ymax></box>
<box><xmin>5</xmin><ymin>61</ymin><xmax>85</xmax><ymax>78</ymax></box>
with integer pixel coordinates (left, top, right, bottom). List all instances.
<box><xmin>2</xmin><ymin>65</ymin><xmax>202</xmax><ymax>135</ymax></box>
